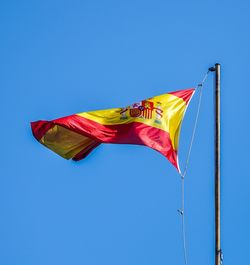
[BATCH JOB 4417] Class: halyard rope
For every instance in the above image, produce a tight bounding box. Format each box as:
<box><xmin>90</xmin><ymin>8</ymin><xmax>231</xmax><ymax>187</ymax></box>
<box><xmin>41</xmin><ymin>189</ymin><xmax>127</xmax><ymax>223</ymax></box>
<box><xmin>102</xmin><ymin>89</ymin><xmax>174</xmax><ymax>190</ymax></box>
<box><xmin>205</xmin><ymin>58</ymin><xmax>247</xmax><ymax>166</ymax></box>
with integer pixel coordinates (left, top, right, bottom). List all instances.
<box><xmin>179</xmin><ymin>70</ymin><xmax>210</xmax><ymax>265</ymax></box>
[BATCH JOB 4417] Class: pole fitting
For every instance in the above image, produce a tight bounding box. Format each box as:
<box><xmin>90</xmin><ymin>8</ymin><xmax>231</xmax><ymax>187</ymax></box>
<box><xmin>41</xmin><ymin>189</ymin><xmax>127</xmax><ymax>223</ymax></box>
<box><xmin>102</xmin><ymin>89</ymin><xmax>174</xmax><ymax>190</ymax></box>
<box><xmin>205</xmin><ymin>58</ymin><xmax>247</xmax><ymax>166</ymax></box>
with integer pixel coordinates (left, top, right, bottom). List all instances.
<box><xmin>209</xmin><ymin>63</ymin><xmax>220</xmax><ymax>72</ymax></box>
<box><xmin>217</xmin><ymin>249</ymin><xmax>223</xmax><ymax>264</ymax></box>
<box><xmin>209</xmin><ymin>66</ymin><xmax>216</xmax><ymax>72</ymax></box>
<box><xmin>177</xmin><ymin>209</ymin><xmax>184</xmax><ymax>215</ymax></box>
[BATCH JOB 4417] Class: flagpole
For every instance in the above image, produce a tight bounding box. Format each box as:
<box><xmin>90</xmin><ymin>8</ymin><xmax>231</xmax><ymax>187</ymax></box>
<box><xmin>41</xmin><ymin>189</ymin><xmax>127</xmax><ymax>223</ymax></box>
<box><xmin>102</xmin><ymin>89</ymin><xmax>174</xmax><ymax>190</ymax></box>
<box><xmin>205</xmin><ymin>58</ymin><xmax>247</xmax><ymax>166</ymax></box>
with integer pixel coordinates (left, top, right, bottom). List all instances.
<box><xmin>209</xmin><ymin>63</ymin><xmax>221</xmax><ymax>265</ymax></box>
<box><xmin>215</xmin><ymin>63</ymin><xmax>221</xmax><ymax>265</ymax></box>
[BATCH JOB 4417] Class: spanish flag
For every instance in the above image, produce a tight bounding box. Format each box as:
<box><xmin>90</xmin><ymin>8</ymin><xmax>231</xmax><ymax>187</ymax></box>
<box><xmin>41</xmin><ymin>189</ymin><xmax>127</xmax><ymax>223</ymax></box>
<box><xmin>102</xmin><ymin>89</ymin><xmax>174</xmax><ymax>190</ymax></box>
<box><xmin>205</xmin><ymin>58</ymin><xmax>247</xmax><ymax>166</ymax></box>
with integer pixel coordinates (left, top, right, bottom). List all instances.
<box><xmin>31</xmin><ymin>88</ymin><xmax>195</xmax><ymax>172</ymax></box>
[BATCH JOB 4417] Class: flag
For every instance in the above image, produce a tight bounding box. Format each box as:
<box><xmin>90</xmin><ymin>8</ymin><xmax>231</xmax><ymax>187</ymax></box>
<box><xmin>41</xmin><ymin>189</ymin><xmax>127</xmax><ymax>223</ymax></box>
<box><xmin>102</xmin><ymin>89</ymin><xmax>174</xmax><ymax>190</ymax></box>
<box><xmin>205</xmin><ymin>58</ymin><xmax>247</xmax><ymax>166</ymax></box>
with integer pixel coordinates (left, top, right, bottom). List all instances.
<box><xmin>31</xmin><ymin>88</ymin><xmax>195</xmax><ymax>171</ymax></box>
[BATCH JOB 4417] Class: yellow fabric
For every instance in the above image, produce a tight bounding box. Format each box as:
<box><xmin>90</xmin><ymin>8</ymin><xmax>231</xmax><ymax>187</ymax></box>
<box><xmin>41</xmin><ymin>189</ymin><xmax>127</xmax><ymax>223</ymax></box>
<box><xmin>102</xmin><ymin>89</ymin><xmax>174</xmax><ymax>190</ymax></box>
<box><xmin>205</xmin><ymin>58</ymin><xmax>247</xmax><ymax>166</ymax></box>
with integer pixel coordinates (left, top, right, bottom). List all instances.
<box><xmin>40</xmin><ymin>125</ymin><xmax>95</xmax><ymax>159</ymax></box>
<box><xmin>77</xmin><ymin>93</ymin><xmax>191</xmax><ymax>150</ymax></box>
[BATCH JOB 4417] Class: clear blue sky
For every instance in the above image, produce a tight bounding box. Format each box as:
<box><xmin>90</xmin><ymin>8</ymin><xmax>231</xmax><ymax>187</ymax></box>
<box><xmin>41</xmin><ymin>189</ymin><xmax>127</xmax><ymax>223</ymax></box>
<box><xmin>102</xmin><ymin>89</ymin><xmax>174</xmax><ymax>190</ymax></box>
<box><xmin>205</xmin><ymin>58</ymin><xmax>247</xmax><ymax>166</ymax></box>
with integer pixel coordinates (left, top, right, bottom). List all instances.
<box><xmin>1</xmin><ymin>1</ymin><xmax>249</xmax><ymax>264</ymax></box>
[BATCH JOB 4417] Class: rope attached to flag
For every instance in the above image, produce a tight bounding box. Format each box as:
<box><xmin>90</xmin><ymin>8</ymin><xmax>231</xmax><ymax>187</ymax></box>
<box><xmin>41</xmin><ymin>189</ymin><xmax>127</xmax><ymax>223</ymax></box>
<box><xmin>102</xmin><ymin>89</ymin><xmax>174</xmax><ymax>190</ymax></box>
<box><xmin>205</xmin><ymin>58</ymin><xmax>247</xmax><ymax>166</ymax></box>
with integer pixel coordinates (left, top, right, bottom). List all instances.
<box><xmin>178</xmin><ymin>70</ymin><xmax>211</xmax><ymax>265</ymax></box>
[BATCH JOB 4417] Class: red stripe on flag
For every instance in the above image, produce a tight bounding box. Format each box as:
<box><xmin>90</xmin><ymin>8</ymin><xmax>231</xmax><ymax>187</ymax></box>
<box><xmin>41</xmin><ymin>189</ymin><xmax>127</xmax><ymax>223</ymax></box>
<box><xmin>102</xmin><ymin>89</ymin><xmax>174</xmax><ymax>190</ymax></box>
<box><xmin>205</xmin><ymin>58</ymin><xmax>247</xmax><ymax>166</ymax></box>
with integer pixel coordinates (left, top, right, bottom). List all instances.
<box><xmin>31</xmin><ymin>121</ymin><xmax>54</xmax><ymax>141</ymax></box>
<box><xmin>169</xmin><ymin>88</ymin><xmax>195</xmax><ymax>104</ymax></box>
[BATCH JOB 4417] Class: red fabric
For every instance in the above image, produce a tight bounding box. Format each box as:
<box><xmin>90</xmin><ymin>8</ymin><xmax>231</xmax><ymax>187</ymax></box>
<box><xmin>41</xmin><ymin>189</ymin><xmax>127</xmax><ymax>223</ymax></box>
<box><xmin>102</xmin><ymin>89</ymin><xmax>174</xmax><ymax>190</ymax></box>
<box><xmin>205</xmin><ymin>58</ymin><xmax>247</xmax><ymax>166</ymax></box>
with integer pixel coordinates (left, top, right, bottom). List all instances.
<box><xmin>169</xmin><ymin>88</ymin><xmax>195</xmax><ymax>104</ymax></box>
<box><xmin>31</xmin><ymin>121</ymin><xmax>54</xmax><ymax>141</ymax></box>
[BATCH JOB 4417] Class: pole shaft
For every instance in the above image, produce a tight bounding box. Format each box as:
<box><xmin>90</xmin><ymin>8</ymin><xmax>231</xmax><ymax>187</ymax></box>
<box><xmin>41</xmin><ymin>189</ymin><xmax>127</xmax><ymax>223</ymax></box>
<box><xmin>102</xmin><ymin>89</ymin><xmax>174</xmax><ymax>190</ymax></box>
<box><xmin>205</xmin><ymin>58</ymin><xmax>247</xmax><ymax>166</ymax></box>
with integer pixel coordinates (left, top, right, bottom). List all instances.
<box><xmin>215</xmin><ymin>63</ymin><xmax>221</xmax><ymax>265</ymax></box>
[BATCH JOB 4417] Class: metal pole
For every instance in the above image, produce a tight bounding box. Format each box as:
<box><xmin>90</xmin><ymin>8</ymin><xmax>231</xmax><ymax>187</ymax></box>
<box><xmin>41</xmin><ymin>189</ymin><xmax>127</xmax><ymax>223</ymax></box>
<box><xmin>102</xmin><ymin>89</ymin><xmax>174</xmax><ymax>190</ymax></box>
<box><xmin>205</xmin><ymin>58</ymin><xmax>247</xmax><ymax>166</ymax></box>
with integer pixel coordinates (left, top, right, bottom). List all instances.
<box><xmin>215</xmin><ymin>63</ymin><xmax>221</xmax><ymax>265</ymax></box>
<box><xmin>209</xmin><ymin>63</ymin><xmax>221</xmax><ymax>265</ymax></box>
